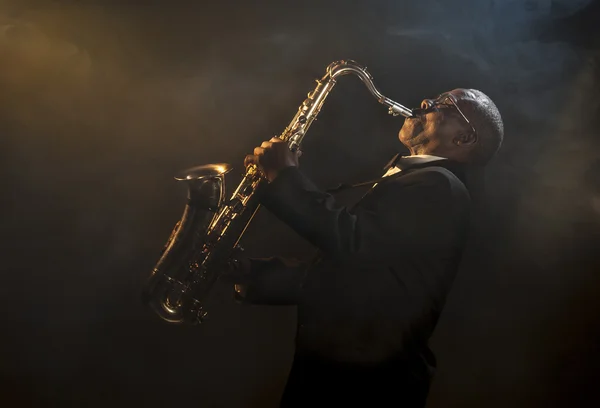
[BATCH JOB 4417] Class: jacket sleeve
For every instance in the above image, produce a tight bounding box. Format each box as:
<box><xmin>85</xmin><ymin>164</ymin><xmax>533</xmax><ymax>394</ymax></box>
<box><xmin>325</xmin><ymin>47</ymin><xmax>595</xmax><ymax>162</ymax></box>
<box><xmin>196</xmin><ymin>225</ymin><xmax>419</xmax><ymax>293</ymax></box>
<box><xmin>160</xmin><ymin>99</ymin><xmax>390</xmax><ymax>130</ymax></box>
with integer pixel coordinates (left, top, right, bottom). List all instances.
<box><xmin>259</xmin><ymin>166</ymin><xmax>469</xmax><ymax>261</ymax></box>
<box><xmin>234</xmin><ymin>257</ymin><xmax>308</xmax><ymax>306</ymax></box>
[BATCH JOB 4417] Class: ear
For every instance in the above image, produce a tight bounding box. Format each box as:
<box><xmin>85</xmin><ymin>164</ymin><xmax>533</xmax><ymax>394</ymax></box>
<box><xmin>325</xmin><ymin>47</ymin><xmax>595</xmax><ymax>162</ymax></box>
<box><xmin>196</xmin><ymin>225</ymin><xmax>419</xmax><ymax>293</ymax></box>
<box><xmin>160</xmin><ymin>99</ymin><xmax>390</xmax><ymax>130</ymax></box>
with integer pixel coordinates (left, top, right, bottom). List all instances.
<box><xmin>453</xmin><ymin>130</ymin><xmax>477</xmax><ymax>147</ymax></box>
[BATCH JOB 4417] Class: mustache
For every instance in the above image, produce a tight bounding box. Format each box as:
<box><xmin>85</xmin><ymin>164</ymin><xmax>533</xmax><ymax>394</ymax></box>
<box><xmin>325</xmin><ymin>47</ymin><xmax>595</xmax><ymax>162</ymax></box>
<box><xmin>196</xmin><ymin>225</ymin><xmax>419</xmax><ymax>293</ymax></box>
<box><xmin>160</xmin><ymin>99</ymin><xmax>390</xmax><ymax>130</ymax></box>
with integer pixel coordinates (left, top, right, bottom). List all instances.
<box><xmin>405</xmin><ymin>116</ymin><xmax>425</xmax><ymax>130</ymax></box>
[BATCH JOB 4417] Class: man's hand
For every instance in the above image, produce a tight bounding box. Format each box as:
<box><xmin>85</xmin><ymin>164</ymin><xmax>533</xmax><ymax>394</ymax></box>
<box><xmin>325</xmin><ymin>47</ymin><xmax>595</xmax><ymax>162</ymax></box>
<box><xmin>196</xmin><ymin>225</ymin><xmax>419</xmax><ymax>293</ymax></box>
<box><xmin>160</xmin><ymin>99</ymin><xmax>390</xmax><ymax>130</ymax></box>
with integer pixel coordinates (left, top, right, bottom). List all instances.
<box><xmin>244</xmin><ymin>137</ymin><xmax>301</xmax><ymax>182</ymax></box>
<box><xmin>219</xmin><ymin>257</ymin><xmax>252</xmax><ymax>301</ymax></box>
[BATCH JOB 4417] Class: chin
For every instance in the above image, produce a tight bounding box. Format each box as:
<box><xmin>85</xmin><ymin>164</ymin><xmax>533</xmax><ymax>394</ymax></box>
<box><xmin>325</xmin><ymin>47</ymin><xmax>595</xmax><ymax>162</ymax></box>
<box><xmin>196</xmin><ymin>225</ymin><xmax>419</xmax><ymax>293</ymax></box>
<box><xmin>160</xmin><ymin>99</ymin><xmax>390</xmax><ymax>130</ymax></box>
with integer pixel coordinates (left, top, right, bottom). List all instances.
<box><xmin>398</xmin><ymin>125</ymin><xmax>410</xmax><ymax>144</ymax></box>
<box><xmin>399</xmin><ymin>118</ymin><xmax>421</xmax><ymax>141</ymax></box>
<box><xmin>399</xmin><ymin>126</ymin><xmax>417</xmax><ymax>146</ymax></box>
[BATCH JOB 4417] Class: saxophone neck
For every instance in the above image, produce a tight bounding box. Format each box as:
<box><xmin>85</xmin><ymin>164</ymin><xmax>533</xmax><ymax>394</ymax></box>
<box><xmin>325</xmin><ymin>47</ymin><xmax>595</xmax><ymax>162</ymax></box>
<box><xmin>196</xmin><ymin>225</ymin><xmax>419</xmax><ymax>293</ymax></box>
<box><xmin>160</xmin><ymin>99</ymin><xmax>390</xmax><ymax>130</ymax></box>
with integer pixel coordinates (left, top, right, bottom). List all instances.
<box><xmin>282</xmin><ymin>59</ymin><xmax>414</xmax><ymax>152</ymax></box>
<box><xmin>326</xmin><ymin>60</ymin><xmax>414</xmax><ymax>118</ymax></box>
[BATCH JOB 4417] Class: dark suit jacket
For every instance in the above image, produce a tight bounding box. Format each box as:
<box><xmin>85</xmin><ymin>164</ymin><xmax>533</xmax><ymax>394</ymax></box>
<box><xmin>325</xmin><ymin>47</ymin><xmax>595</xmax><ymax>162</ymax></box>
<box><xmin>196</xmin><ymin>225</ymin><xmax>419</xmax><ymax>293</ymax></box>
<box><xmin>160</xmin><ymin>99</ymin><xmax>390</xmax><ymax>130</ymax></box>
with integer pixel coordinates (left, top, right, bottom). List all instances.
<box><xmin>237</xmin><ymin>158</ymin><xmax>471</xmax><ymax>407</ymax></box>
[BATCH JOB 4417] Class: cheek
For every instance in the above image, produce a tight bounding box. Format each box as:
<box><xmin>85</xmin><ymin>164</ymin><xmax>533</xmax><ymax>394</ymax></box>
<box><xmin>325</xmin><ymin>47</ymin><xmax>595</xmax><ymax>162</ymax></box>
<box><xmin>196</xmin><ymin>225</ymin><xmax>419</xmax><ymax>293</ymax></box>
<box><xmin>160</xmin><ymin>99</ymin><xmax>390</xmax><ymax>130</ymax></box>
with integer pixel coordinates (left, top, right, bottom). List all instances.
<box><xmin>428</xmin><ymin>116</ymin><xmax>455</xmax><ymax>143</ymax></box>
<box><xmin>438</xmin><ymin>123</ymin><xmax>461</xmax><ymax>146</ymax></box>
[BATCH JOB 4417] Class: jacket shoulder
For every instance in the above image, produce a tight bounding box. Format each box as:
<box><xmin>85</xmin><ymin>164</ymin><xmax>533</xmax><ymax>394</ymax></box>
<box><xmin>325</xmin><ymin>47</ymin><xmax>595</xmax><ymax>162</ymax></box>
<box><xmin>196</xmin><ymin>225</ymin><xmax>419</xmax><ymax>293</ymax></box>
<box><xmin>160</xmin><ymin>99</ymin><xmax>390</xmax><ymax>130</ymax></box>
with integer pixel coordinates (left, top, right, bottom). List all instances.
<box><xmin>388</xmin><ymin>166</ymin><xmax>470</xmax><ymax>201</ymax></box>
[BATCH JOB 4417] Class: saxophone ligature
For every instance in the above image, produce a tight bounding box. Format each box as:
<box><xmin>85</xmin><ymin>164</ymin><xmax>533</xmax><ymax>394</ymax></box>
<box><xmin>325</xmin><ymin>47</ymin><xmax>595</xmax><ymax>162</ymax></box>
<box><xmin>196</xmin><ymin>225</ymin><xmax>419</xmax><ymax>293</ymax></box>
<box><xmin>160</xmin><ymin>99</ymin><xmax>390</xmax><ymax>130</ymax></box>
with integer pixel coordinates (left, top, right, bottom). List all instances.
<box><xmin>142</xmin><ymin>60</ymin><xmax>414</xmax><ymax>325</ymax></box>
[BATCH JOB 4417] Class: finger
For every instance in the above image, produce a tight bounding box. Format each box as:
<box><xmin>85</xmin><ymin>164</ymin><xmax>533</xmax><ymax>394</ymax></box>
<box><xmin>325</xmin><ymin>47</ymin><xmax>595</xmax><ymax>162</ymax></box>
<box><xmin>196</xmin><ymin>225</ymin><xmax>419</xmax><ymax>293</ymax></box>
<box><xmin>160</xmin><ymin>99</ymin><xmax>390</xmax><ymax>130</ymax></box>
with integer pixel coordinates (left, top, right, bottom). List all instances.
<box><xmin>244</xmin><ymin>154</ymin><xmax>257</xmax><ymax>167</ymax></box>
<box><xmin>260</xmin><ymin>141</ymin><xmax>272</xmax><ymax>149</ymax></box>
<box><xmin>270</xmin><ymin>137</ymin><xmax>283</xmax><ymax>143</ymax></box>
<box><xmin>297</xmin><ymin>149</ymin><xmax>303</xmax><ymax>158</ymax></box>
<box><xmin>253</xmin><ymin>146</ymin><xmax>265</xmax><ymax>156</ymax></box>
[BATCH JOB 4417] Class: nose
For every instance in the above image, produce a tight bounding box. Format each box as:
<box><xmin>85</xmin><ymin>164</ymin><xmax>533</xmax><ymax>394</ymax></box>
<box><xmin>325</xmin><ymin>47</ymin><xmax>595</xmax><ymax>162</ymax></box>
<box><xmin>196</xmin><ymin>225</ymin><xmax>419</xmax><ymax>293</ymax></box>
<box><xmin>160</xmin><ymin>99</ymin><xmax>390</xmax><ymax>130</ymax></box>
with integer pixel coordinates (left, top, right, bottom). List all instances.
<box><xmin>411</xmin><ymin>98</ymin><xmax>436</xmax><ymax>117</ymax></box>
<box><xmin>421</xmin><ymin>99</ymin><xmax>434</xmax><ymax>110</ymax></box>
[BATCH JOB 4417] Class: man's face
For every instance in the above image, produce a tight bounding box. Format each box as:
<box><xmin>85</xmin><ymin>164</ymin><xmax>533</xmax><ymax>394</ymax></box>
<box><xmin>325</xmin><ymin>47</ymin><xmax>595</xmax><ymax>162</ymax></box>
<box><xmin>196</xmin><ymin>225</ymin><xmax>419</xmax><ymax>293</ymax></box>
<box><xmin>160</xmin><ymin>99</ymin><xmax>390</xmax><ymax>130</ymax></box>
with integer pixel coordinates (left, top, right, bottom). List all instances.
<box><xmin>399</xmin><ymin>89</ymin><xmax>473</xmax><ymax>157</ymax></box>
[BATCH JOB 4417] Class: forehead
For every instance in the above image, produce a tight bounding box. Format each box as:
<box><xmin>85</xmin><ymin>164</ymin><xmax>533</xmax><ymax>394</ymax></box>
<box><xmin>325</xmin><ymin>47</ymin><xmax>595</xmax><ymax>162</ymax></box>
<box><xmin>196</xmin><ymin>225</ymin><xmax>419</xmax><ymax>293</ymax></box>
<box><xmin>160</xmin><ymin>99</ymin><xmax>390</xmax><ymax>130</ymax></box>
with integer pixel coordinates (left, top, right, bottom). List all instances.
<box><xmin>432</xmin><ymin>92</ymin><xmax>471</xmax><ymax>124</ymax></box>
<box><xmin>435</xmin><ymin>89</ymin><xmax>466</xmax><ymax>101</ymax></box>
<box><xmin>437</xmin><ymin>91</ymin><xmax>476</xmax><ymax>115</ymax></box>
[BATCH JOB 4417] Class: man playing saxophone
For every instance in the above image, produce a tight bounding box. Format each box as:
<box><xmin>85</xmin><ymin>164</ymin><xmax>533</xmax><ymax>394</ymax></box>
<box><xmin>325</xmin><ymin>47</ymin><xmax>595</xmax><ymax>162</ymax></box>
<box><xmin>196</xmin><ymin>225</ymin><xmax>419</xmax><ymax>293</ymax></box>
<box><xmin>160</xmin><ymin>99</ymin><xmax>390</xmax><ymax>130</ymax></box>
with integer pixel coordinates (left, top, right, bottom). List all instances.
<box><xmin>230</xmin><ymin>88</ymin><xmax>504</xmax><ymax>407</ymax></box>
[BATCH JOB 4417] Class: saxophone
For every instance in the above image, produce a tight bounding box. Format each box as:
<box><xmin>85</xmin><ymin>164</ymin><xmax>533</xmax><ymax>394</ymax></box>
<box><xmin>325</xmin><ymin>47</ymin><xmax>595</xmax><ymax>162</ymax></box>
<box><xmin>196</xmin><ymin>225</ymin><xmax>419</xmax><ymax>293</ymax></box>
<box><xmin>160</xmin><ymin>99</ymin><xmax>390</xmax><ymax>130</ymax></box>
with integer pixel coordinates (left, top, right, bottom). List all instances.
<box><xmin>142</xmin><ymin>60</ymin><xmax>414</xmax><ymax>325</ymax></box>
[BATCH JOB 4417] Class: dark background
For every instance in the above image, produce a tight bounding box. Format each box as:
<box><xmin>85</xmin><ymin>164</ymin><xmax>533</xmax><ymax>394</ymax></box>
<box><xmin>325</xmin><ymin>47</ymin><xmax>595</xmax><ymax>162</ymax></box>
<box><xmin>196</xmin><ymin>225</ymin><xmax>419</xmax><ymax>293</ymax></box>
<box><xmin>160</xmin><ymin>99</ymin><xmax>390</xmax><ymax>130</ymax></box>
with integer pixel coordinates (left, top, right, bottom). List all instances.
<box><xmin>1</xmin><ymin>0</ymin><xmax>599</xmax><ymax>406</ymax></box>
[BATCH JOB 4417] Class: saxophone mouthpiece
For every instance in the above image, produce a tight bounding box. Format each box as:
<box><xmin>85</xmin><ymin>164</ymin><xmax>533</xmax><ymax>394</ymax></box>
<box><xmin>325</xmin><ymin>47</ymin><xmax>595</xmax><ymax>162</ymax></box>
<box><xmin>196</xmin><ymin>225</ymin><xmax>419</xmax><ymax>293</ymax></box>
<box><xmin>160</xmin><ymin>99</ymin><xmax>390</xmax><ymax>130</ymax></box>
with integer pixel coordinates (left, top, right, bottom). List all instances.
<box><xmin>388</xmin><ymin>104</ymin><xmax>414</xmax><ymax>118</ymax></box>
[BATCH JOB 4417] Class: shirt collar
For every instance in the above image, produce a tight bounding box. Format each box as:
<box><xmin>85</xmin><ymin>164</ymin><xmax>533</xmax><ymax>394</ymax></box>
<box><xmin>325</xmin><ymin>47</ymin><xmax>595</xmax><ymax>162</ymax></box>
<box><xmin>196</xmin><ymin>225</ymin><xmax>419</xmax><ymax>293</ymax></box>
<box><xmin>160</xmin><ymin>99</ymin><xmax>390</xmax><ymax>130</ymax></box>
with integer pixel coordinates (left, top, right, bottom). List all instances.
<box><xmin>383</xmin><ymin>153</ymin><xmax>447</xmax><ymax>172</ymax></box>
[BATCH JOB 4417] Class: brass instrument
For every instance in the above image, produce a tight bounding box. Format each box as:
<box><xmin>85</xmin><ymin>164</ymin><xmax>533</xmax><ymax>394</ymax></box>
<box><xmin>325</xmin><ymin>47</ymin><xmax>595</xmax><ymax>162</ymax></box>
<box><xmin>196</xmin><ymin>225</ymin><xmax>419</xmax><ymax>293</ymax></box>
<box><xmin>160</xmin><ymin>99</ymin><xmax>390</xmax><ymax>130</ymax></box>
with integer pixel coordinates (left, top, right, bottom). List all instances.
<box><xmin>142</xmin><ymin>60</ymin><xmax>414</xmax><ymax>325</ymax></box>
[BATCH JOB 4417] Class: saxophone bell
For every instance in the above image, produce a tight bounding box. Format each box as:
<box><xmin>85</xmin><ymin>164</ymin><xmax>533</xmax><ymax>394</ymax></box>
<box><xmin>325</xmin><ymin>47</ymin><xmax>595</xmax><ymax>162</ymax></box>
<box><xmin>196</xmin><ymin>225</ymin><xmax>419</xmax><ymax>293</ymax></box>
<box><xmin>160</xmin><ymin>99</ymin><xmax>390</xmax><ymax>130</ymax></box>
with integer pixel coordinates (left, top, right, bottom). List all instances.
<box><xmin>142</xmin><ymin>163</ymin><xmax>232</xmax><ymax>324</ymax></box>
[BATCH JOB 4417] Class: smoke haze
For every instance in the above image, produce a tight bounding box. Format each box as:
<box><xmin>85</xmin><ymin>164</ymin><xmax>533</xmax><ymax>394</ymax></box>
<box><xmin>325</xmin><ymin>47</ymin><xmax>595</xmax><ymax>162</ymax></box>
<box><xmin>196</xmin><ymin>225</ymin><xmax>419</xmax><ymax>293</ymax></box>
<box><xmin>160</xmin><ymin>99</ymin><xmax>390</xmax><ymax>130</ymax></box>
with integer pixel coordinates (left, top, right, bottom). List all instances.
<box><xmin>0</xmin><ymin>0</ymin><xmax>599</xmax><ymax>406</ymax></box>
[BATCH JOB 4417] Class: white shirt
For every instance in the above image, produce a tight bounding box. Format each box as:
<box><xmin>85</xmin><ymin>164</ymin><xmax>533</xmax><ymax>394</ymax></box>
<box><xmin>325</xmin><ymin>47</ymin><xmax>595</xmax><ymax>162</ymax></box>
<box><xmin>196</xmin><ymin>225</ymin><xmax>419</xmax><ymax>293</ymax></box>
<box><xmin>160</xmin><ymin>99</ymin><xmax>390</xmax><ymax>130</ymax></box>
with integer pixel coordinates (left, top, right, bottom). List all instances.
<box><xmin>376</xmin><ymin>154</ymin><xmax>446</xmax><ymax>187</ymax></box>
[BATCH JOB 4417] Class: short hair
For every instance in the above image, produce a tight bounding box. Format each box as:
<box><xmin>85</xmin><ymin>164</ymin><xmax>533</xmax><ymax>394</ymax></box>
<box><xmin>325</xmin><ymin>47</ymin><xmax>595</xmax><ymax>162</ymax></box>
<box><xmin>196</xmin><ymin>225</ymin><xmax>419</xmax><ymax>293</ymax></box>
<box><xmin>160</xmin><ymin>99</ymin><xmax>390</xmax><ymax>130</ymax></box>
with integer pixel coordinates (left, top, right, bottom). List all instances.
<box><xmin>458</xmin><ymin>89</ymin><xmax>504</xmax><ymax>165</ymax></box>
